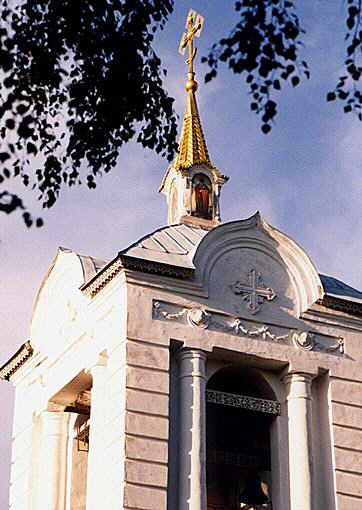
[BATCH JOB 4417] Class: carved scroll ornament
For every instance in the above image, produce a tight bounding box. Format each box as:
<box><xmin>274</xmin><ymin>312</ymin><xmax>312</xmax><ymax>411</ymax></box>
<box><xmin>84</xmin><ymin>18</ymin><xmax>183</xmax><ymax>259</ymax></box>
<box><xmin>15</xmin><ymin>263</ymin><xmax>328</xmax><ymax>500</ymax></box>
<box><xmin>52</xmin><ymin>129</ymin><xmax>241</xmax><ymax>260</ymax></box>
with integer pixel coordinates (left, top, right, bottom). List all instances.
<box><xmin>187</xmin><ymin>308</ymin><xmax>210</xmax><ymax>328</ymax></box>
<box><xmin>152</xmin><ymin>301</ymin><xmax>345</xmax><ymax>356</ymax></box>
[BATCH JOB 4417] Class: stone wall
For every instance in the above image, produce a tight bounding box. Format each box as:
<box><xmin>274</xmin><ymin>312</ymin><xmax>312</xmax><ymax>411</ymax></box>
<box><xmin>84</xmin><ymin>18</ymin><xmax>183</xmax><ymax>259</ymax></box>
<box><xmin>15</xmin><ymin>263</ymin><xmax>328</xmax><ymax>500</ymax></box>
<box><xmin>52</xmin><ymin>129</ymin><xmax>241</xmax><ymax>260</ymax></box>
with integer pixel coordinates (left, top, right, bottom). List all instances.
<box><xmin>331</xmin><ymin>375</ymin><xmax>362</xmax><ymax>509</ymax></box>
<box><xmin>123</xmin><ymin>339</ymin><xmax>170</xmax><ymax>509</ymax></box>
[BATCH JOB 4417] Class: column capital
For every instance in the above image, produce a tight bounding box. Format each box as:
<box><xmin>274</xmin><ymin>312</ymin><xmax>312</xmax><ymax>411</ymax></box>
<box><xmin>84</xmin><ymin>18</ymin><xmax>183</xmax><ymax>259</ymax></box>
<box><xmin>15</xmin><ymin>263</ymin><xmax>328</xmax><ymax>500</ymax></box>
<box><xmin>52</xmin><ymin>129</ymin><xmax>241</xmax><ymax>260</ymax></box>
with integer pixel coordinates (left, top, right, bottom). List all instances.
<box><xmin>177</xmin><ymin>348</ymin><xmax>207</xmax><ymax>381</ymax></box>
<box><xmin>85</xmin><ymin>351</ymin><xmax>108</xmax><ymax>375</ymax></box>
<box><xmin>39</xmin><ymin>410</ymin><xmax>72</xmax><ymax>433</ymax></box>
<box><xmin>47</xmin><ymin>401</ymin><xmax>67</xmax><ymax>412</ymax></box>
<box><xmin>283</xmin><ymin>371</ymin><xmax>314</xmax><ymax>400</ymax></box>
<box><xmin>177</xmin><ymin>348</ymin><xmax>207</xmax><ymax>362</ymax></box>
<box><xmin>283</xmin><ymin>371</ymin><xmax>314</xmax><ymax>384</ymax></box>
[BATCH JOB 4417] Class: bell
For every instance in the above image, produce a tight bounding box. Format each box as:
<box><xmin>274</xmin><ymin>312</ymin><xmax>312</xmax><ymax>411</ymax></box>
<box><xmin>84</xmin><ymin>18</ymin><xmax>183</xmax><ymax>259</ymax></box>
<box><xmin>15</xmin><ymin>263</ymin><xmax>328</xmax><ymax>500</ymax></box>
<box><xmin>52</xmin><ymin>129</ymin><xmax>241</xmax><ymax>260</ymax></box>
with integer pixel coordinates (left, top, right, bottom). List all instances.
<box><xmin>239</xmin><ymin>473</ymin><xmax>269</xmax><ymax>505</ymax></box>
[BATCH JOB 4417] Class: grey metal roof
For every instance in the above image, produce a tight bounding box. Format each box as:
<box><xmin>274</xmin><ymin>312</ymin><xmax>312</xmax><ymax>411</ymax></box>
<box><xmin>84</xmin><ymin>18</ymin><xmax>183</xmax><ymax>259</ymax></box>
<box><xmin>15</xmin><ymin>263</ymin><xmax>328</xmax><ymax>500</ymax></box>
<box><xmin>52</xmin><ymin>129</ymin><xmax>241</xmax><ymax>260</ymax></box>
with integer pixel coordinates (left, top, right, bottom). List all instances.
<box><xmin>120</xmin><ymin>224</ymin><xmax>209</xmax><ymax>269</ymax></box>
<box><xmin>77</xmin><ymin>253</ymin><xmax>109</xmax><ymax>283</ymax></box>
<box><xmin>320</xmin><ymin>274</ymin><xmax>362</xmax><ymax>304</ymax></box>
<box><xmin>78</xmin><ymin>224</ymin><xmax>362</xmax><ymax>308</ymax></box>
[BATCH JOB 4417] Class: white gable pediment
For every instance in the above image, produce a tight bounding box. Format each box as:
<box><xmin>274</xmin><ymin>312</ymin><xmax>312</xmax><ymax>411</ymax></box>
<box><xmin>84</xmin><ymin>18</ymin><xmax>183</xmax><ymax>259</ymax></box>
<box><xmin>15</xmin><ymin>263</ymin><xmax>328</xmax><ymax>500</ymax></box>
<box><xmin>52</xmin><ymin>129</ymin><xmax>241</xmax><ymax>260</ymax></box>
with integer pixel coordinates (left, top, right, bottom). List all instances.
<box><xmin>193</xmin><ymin>212</ymin><xmax>323</xmax><ymax>324</ymax></box>
<box><xmin>30</xmin><ymin>248</ymin><xmax>105</xmax><ymax>359</ymax></box>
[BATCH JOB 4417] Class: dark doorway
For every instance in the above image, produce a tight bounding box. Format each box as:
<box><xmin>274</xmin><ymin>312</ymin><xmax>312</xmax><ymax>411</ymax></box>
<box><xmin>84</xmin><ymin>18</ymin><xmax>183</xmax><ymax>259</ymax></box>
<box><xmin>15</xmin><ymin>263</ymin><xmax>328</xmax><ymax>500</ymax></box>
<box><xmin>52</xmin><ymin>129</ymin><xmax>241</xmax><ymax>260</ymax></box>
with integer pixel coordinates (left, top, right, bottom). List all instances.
<box><xmin>206</xmin><ymin>367</ymin><xmax>277</xmax><ymax>510</ymax></box>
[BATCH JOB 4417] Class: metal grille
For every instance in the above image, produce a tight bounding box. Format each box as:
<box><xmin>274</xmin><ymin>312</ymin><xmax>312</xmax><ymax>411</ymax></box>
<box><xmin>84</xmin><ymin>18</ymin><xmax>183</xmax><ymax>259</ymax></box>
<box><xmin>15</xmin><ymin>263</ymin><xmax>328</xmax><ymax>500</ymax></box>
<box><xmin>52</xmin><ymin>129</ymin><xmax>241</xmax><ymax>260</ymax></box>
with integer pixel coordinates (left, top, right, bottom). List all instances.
<box><xmin>206</xmin><ymin>390</ymin><xmax>280</xmax><ymax>416</ymax></box>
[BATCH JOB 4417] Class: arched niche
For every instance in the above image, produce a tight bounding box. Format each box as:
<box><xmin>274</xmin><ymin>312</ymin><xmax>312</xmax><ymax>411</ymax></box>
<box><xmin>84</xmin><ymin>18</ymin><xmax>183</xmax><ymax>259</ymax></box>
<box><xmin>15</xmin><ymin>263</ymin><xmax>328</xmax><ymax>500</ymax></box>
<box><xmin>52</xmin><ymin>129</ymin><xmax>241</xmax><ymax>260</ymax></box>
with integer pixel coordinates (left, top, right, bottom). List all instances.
<box><xmin>168</xmin><ymin>179</ymin><xmax>178</xmax><ymax>224</ymax></box>
<box><xmin>191</xmin><ymin>173</ymin><xmax>213</xmax><ymax>219</ymax></box>
<box><xmin>205</xmin><ymin>365</ymin><xmax>286</xmax><ymax>510</ymax></box>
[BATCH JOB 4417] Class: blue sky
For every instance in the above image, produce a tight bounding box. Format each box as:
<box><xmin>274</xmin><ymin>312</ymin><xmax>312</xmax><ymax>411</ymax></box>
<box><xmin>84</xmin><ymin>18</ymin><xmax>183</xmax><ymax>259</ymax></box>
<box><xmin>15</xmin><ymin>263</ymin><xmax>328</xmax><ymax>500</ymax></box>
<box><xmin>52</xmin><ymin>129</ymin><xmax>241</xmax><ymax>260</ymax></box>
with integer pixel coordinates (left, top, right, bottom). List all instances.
<box><xmin>1</xmin><ymin>1</ymin><xmax>362</xmax><ymax>504</ymax></box>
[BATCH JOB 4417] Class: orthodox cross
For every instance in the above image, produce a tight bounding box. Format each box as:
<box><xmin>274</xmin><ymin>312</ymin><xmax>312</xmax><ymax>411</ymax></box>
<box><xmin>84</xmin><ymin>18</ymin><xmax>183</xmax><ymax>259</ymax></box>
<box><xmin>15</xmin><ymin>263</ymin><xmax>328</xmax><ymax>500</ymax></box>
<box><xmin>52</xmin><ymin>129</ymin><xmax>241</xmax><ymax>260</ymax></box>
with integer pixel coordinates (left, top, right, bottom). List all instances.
<box><xmin>179</xmin><ymin>9</ymin><xmax>204</xmax><ymax>75</ymax></box>
<box><xmin>232</xmin><ymin>269</ymin><xmax>277</xmax><ymax>314</ymax></box>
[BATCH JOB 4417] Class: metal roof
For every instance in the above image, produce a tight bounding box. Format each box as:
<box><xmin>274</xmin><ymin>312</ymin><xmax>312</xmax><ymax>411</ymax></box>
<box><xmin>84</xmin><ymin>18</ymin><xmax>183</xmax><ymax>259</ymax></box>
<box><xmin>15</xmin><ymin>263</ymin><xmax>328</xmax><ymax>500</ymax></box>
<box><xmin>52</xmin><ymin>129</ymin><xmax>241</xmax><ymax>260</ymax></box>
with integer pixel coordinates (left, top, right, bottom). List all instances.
<box><xmin>76</xmin><ymin>253</ymin><xmax>109</xmax><ymax>283</ymax></box>
<box><xmin>173</xmin><ymin>88</ymin><xmax>213</xmax><ymax>171</ymax></box>
<box><xmin>320</xmin><ymin>274</ymin><xmax>362</xmax><ymax>304</ymax></box>
<box><xmin>79</xmin><ymin>224</ymin><xmax>362</xmax><ymax>308</ymax></box>
<box><xmin>120</xmin><ymin>223</ymin><xmax>209</xmax><ymax>269</ymax></box>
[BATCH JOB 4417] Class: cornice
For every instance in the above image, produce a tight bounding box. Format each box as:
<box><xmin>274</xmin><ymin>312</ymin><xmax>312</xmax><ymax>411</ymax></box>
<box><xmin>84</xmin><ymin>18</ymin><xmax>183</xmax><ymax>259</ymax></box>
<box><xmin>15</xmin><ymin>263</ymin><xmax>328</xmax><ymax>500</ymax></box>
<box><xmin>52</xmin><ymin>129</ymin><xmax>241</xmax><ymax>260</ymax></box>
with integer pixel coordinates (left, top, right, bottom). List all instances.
<box><xmin>81</xmin><ymin>258</ymin><xmax>123</xmax><ymax>298</ymax></box>
<box><xmin>320</xmin><ymin>295</ymin><xmax>362</xmax><ymax>318</ymax></box>
<box><xmin>81</xmin><ymin>254</ymin><xmax>194</xmax><ymax>298</ymax></box>
<box><xmin>0</xmin><ymin>341</ymin><xmax>34</xmax><ymax>381</ymax></box>
<box><xmin>120</xmin><ymin>255</ymin><xmax>194</xmax><ymax>279</ymax></box>
<box><xmin>302</xmin><ymin>303</ymin><xmax>362</xmax><ymax>332</ymax></box>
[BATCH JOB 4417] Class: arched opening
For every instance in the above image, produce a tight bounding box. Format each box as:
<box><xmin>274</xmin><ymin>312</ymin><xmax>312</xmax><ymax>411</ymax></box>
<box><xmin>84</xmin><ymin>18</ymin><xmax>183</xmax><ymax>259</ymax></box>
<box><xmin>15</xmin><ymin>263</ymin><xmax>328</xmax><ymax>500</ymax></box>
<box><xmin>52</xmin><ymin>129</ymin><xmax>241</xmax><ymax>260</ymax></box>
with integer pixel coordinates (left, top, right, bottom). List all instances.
<box><xmin>168</xmin><ymin>179</ymin><xmax>178</xmax><ymax>224</ymax></box>
<box><xmin>192</xmin><ymin>173</ymin><xmax>212</xmax><ymax>219</ymax></box>
<box><xmin>206</xmin><ymin>367</ymin><xmax>278</xmax><ymax>509</ymax></box>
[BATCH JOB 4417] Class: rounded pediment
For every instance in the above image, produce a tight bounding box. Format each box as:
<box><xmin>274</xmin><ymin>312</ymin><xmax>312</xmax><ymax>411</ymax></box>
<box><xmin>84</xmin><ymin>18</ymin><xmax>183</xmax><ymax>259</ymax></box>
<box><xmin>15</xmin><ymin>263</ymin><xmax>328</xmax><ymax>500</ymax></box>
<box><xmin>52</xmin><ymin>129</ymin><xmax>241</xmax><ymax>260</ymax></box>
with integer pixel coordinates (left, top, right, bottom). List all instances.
<box><xmin>192</xmin><ymin>212</ymin><xmax>323</xmax><ymax>321</ymax></box>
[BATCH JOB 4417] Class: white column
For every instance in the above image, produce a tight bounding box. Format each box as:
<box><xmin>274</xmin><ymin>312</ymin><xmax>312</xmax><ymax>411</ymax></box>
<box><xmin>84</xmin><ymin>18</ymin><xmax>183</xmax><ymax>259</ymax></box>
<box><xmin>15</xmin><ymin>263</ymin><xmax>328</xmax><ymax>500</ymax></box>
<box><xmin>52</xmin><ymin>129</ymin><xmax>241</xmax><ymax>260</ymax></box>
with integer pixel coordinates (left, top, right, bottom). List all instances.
<box><xmin>214</xmin><ymin>184</ymin><xmax>221</xmax><ymax>222</ymax></box>
<box><xmin>178</xmin><ymin>349</ymin><xmax>207</xmax><ymax>510</ymax></box>
<box><xmin>284</xmin><ymin>372</ymin><xmax>313</xmax><ymax>510</ymax></box>
<box><xmin>34</xmin><ymin>411</ymin><xmax>72</xmax><ymax>510</ymax></box>
<box><xmin>86</xmin><ymin>356</ymin><xmax>107</xmax><ymax>510</ymax></box>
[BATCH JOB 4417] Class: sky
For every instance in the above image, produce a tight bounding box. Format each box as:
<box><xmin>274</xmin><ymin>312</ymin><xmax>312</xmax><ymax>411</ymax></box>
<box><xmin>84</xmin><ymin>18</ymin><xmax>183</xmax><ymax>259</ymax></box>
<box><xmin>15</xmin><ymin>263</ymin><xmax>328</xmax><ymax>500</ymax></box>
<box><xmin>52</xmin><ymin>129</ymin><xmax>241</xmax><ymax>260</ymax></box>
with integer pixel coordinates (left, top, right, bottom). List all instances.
<box><xmin>1</xmin><ymin>0</ymin><xmax>362</xmax><ymax>505</ymax></box>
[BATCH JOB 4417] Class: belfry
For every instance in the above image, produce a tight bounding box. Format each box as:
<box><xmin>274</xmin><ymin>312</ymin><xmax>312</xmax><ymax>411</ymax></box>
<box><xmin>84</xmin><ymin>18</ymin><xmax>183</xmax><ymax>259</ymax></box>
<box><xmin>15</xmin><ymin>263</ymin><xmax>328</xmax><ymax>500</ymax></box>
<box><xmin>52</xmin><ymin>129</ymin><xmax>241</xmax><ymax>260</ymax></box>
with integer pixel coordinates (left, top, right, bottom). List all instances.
<box><xmin>2</xmin><ymin>8</ymin><xmax>362</xmax><ymax>510</ymax></box>
<box><xmin>160</xmin><ymin>9</ymin><xmax>227</xmax><ymax>228</ymax></box>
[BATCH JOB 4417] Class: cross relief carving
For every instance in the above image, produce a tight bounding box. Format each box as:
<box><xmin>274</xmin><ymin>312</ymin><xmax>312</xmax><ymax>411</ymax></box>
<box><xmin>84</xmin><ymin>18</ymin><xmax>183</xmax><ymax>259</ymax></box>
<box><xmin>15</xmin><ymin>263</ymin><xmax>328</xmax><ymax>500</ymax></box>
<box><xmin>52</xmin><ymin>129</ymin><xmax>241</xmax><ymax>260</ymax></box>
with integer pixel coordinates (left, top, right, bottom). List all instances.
<box><xmin>232</xmin><ymin>268</ymin><xmax>276</xmax><ymax>314</ymax></box>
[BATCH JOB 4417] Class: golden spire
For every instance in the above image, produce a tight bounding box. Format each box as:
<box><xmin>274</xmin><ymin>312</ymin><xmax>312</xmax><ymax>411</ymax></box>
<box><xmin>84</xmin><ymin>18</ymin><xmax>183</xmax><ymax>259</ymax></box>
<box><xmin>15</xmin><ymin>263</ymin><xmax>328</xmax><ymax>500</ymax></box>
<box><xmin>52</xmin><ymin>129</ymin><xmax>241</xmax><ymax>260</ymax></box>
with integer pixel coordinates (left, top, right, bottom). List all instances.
<box><xmin>174</xmin><ymin>9</ymin><xmax>213</xmax><ymax>171</ymax></box>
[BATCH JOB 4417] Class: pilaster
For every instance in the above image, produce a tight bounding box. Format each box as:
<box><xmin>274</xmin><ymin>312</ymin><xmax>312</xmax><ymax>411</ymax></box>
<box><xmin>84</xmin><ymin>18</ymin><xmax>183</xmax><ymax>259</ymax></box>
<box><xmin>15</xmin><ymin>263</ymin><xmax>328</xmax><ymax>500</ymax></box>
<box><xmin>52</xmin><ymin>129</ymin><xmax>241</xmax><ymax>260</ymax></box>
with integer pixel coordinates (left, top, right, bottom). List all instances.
<box><xmin>85</xmin><ymin>355</ymin><xmax>108</xmax><ymax>510</ymax></box>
